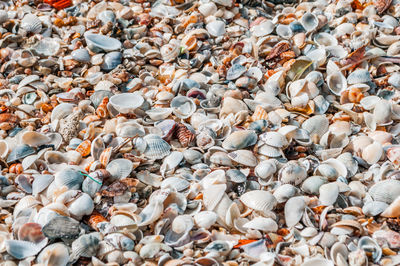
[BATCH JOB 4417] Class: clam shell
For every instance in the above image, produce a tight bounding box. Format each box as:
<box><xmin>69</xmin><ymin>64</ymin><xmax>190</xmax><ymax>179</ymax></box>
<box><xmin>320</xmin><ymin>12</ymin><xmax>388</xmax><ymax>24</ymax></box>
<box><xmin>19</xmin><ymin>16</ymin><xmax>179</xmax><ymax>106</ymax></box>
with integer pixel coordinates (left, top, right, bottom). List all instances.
<box><xmin>54</xmin><ymin>167</ymin><xmax>84</xmax><ymax>190</ymax></box>
<box><xmin>327</xmin><ymin>72</ymin><xmax>347</xmax><ymax>96</ymax></box>
<box><xmin>206</xmin><ymin>20</ymin><xmax>226</xmax><ymax>37</ymax></box>
<box><xmin>274</xmin><ymin>184</ymin><xmax>298</xmax><ymax>203</ymax></box>
<box><xmin>319</xmin><ymin>183</ymin><xmax>339</xmax><ymax>206</ymax></box>
<box><xmin>37</xmin><ymin>243</ymin><xmax>69</xmax><ymax>266</ymax></box>
<box><xmin>143</xmin><ymin>134</ymin><xmax>171</xmax><ymax>160</ymax></box>
<box><xmin>240</xmin><ymin>190</ymin><xmax>277</xmax><ymax>214</ymax></box>
<box><xmin>71</xmin><ymin>48</ymin><xmax>90</xmax><ymax>63</ymax></box>
<box><xmin>21</xmin><ymin>14</ymin><xmax>42</xmax><ymax>33</ymax></box>
<box><xmin>7</xmin><ymin>144</ymin><xmax>35</xmax><ymax>163</ymax></box>
<box><xmin>5</xmin><ymin>239</ymin><xmax>47</xmax><ymax>260</ymax></box>
<box><xmin>84</xmin><ymin>32</ymin><xmax>122</xmax><ymax>52</ymax></box>
<box><xmin>109</xmin><ymin>93</ymin><xmax>144</xmax><ymax>114</ymax></box>
<box><xmin>194</xmin><ymin>211</ymin><xmax>218</xmax><ymax>229</ymax></box>
<box><xmin>278</xmin><ymin>161</ymin><xmax>307</xmax><ymax>185</ymax></box>
<box><xmin>228</xmin><ymin>150</ymin><xmax>257</xmax><ymax>167</ymax></box>
<box><xmin>170</xmin><ymin>96</ymin><xmax>196</xmax><ymax>119</ymax></box>
<box><xmin>71</xmin><ymin>233</ymin><xmax>100</xmax><ymax>260</ymax></box>
<box><xmin>21</xmin><ymin>131</ymin><xmax>51</xmax><ymax>147</ymax></box>
<box><xmin>222</xmin><ymin>130</ymin><xmax>257</xmax><ymax>150</ymax></box>
<box><xmin>255</xmin><ymin>160</ymin><xmax>277</xmax><ymax>179</ymax></box>
<box><xmin>285</xmin><ymin>196</ymin><xmax>307</xmax><ymax>227</ymax></box>
<box><xmin>42</xmin><ymin>216</ymin><xmax>80</xmax><ymax>240</ymax></box>
<box><xmin>362</xmin><ymin>201</ymin><xmax>388</xmax><ymax>216</ymax></box>
<box><xmin>259</xmin><ymin>132</ymin><xmax>288</xmax><ymax>148</ymax></box>
<box><xmin>161</xmin><ymin>177</ymin><xmax>190</xmax><ymax>191</ymax></box>
<box><xmin>369</xmin><ymin>179</ymin><xmax>400</xmax><ymax>204</ymax></box>
<box><xmin>106</xmin><ymin>159</ymin><xmax>133</xmax><ymax>180</ymax></box>
<box><xmin>243</xmin><ymin>217</ymin><xmax>278</xmax><ymax>232</ymax></box>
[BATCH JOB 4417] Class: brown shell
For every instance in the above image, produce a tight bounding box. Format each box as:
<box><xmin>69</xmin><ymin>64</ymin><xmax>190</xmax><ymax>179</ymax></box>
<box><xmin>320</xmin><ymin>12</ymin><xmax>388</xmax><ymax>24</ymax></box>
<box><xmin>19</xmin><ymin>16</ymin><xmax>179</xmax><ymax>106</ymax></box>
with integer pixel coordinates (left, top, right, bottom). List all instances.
<box><xmin>175</xmin><ymin>123</ymin><xmax>195</xmax><ymax>147</ymax></box>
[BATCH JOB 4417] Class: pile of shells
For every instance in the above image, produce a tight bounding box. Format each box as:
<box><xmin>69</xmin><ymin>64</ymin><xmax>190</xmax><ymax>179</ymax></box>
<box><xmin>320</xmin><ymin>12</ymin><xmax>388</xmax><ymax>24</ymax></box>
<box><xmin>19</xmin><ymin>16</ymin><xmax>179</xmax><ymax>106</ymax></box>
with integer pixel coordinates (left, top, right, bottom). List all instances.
<box><xmin>0</xmin><ymin>0</ymin><xmax>399</xmax><ymax>265</ymax></box>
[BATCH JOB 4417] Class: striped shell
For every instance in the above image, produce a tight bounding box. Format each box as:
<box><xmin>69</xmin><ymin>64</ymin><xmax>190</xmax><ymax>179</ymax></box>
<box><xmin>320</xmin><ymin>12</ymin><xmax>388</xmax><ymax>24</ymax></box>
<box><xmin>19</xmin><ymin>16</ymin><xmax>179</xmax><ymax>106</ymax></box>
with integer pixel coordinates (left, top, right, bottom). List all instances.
<box><xmin>369</xmin><ymin>179</ymin><xmax>400</xmax><ymax>204</ymax></box>
<box><xmin>240</xmin><ymin>190</ymin><xmax>277</xmax><ymax>213</ymax></box>
<box><xmin>252</xmin><ymin>105</ymin><xmax>268</xmax><ymax>121</ymax></box>
<box><xmin>21</xmin><ymin>14</ymin><xmax>42</xmax><ymax>33</ymax></box>
<box><xmin>143</xmin><ymin>134</ymin><xmax>171</xmax><ymax>160</ymax></box>
<box><xmin>106</xmin><ymin>159</ymin><xmax>133</xmax><ymax>180</ymax></box>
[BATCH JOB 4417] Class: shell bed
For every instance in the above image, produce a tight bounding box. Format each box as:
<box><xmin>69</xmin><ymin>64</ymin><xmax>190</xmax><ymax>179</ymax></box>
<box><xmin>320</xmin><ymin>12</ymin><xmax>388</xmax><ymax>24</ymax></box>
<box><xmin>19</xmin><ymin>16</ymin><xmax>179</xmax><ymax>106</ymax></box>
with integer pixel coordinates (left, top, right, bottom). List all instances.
<box><xmin>0</xmin><ymin>0</ymin><xmax>399</xmax><ymax>265</ymax></box>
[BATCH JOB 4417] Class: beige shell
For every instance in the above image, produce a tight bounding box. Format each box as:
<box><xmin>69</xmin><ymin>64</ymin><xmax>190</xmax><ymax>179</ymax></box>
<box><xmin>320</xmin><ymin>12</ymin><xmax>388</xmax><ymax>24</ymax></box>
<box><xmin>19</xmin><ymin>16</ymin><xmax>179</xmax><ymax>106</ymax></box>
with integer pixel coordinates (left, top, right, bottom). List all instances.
<box><xmin>243</xmin><ymin>217</ymin><xmax>278</xmax><ymax>232</ymax></box>
<box><xmin>21</xmin><ymin>131</ymin><xmax>51</xmax><ymax>147</ymax></box>
<box><xmin>381</xmin><ymin>196</ymin><xmax>400</xmax><ymax>218</ymax></box>
<box><xmin>240</xmin><ymin>190</ymin><xmax>277</xmax><ymax>214</ymax></box>
<box><xmin>228</xmin><ymin>150</ymin><xmax>258</xmax><ymax>167</ymax></box>
<box><xmin>284</xmin><ymin>196</ymin><xmax>307</xmax><ymax>227</ymax></box>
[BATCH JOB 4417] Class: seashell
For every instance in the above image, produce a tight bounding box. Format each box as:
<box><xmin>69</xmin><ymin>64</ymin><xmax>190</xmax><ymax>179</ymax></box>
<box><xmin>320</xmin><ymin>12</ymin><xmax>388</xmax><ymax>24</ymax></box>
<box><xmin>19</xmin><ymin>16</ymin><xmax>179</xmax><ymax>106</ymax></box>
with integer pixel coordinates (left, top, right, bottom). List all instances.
<box><xmin>170</xmin><ymin>96</ymin><xmax>196</xmax><ymax>119</ymax></box>
<box><xmin>101</xmin><ymin>52</ymin><xmax>122</xmax><ymax>71</ymax></box>
<box><xmin>373</xmin><ymin>99</ymin><xmax>392</xmax><ymax>125</ymax></box>
<box><xmin>228</xmin><ymin>150</ymin><xmax>257</xmax><ymax>167</ymax></box>
<box><xmin>42</xmin><ymin>216</ymin><xmax>80</xmax><ymax>240</ymax></box>
<box><xmin>84</xmin><ymin>32</ymin><xmax>122</xmax><ymax>52</ymax></box>
<box><xmin>204</xmin><ymin>240</ymin><xmax>233</xmax><ymax>256</ymax></box>
<box><xmin>202</xmin><ymin>184</ymin><xmax>226</xmax><ymax>211</ymax></box>
<box><xmin>109</xmin><ymin>93</ymin><xmax>144</xmax><ymax>114</ymax></box>
<box><xmin>146</xmin><ymin>108</ymin><xmax>173</xmax><ymax>121</ymax></box>
<box><xmin>165</xmin><ymin>215</ymin><xmax>193</xmax><ymax>247</ymax></box>
<box><xmin>97</xmin><ymin>10</ymin><xmax>116</xmax><ymax>24</ymax></box>
<box><xmin>161</xmin><ymin>41</ymin><xmax>180</xmax><ymax>62</ymax></box>
<box><xmin>0</xmin><ymin>10</ymin><xmax>8</xmax><ymax>24</ymax></box>
<box><xmin>222</xmin><ymin>130</ymin><xmax>257</xmax><ymax>150</ymax></box>
<box><xmin>314</xmin><ymin>32</ymin><xmax>338</xmax><ymax>47</ymax></box>
<box><xmin>259</xmin><ymin>132</ymin><xmax>288</xmax><ymax>148</ymax></box>
<box><xmin>32</xmin><ymin>174</ymin><xmax>54</xmax><ymax>196</ymax></box>
<box><xmin>243</xmin><ymin>217</ymin><xmax>278</xmax><ymax>232</ymax></box>
<box><xmin>362</xmin><ymin>201</ymin><xmax>388</xmax><ymax>216</ymax></box>
<box><xmin>161</xmin><ymin>177</ymin><xmax>190</xmax><ymax>191</ymax></box>
<box><xmin>160</xmin><ymin>151</ymin><xmax>184</xmax><ymax>176</ymax></box>
<box><xmin>301</xmin><ymin>115</ymin><xmax>329</xmax><ymax>138</ymax></box>
<box><xmin>194</xmin><ymin>211</ymin><xmax>218</xmax><ymax>229</ymax></box>
<box><xmin>251</xmin><ymin>20</ymin><xmax>274</xmax><ymax>37</ymax></box>
<box><xmin>327</xmin><ymin>72</ymin><xmax>347</xmax><ymax>95</ymax></box>
<box><xmin>51</xmin><ymin>103</ymin><xmax>75</xmax><ymax>122</ymax></box>
<box><xmin>255</xmin><ymin>159</ymin><xmax>277</xmax><ymax>180</ymax></box>
<box><xmin>206</xmin><ymin>20</ymin><xmax>226</xmax><ymax>37</ymax></box>
<box><xmin>54</xmin><ymin>167</ymin><xmax>83</xmax><ymax>190</ymax></box>
<box><xmin>106</xmin><ymin>159</ymin><xmax>133</xmax><ymax>180</ymax></box>
<box><xmin>44</xmin><ymin>150</ymin><xmax>68</xmax><ymax>164</ymax></box>
<box><xmin>240</xmin><ymin>190</ymin><xmax>277</xmax><ymax>214</ymax></box>
<box><xmin>276</xmin><ymin>24</ymin><xmax>293</xmax><ymax>39</ymax></box>
<box><xmin>0</xmin><ymin>139</ymin><xmax>9</xmax><ymax>158</ymax></box>
<box><xmin>360</xmin><ymin>95</ymin><xmax>380</xmax><ymax>110</ymax></box>
<box><xmin>116</xmin><ymin>121</ymin><xmax>145</xmax><ymax>138</ymax></box>
<box><xmin>7</xmin><ymin>144</ymin><xmax>35</xmax><ymax>163</ymax></box>
<box><xmin>183</xmin><ymin>149</ymin><xmax>203</xmax><ymax>164</ymax></box>
<box><xmin>21</xmin><ymin>14</ymin><xmax>42</xmax><ymax>33</ymax></box>
<box><xmin>330</xmin><ymin>242</ymin><xmax>349</xmax><ymax>266</ymax></box>
<box><xmin>388</xmin><ymin>72</ymin><xmax>400</xmax><ymax>88</ymax></box>
<box><xmin>347</xmin><ymin>69</ymin><xmax>371</xmax><ymax>84</ymax></box>
<box><xmin>319</xmin><ymin>183</ymin><xmax>339</xmax><ymax>206</ymax></box>
<box><xmin>226</xmin><ymin>169</ymin><xmax>246</xmax><ymax>183</ymax></box>
<box><xmin>71</xmin><ymin>233</ymin><xmax>100</xmax><ymax>260</ymax></box>
<box><xmin>369</xmin><ymin>179</ymin><xmax>400</xmax><ymax>204</ymax></box>
<box><xmin>37</xmin><ymin>243</ymin><xmax>69</xmax><ymax>266</ymax></box>
<box><xmin>110</xmin><ymin>212</ymin><xmax>138</xmax><ymax>231</ymax></box>
<box><xmin>278</xmin><ymin>161</ymin><xmax>307</xmax><ymax>185</ymax></box>
<box><xmin>198</xmin><ymin>2</ymin><xmax>217</xmax><ymax>17</ymax></box>
<box><xmin>226</xmin><ymin>64</ymin><xmax>246</xmax><ymax>81</ymax></box>
<box><xmin>5</xmin><ymin>239</ymin><xmax>47</xmax><ymax>260</ymax></box>
<box><xmin>361</xmin><ymin>142</ymin><xmax>383</xmax><ymax>165</ymax></box>
<box><xmin>300</xmin><ymin>12</ymin><xmax>319</xmax><ymax>32</ymax></box>
<box><xmin>17</xmin><ymin>222</ymin><xmax>45</xmax><ymax>243</ymax></box>
<box><xmin>285</xmin><ymin>196</ymin><xmax>307</xmax><ymax>227</ymax></box>
<box><xmin>71</xmin><ymin>48</ymin><xmax>90</xmax><ymax>63</ymax></box>
<box><xmin>372</xmin><ymin>229</ymin><xmax>400</xmax><ymax>249</ymax></box>
<box><xmin>21</xmin><ymin>131</ymin><xmax>51</xmax><ymax>147</ymax></box>
<box><xmin>357</xmin><ymin>236</ymin><xmax>382</xmax><ymax>263</ymax></box>
<box><xmin>381</xmin><ymin>196</ymin><xmax>400</xmax><ymax>218</ymax></box>
<box><xmin>144</xmin><ymin>134</ymin><xmax>171</xmax><ymax>160</ymax></box>
<box><xmin>32</xmin><ymin>38</ymin><xmax>60</xmax><ymax>56</ymax></box>
<box><xmin>273</xmin><ymin>184</ymin><xmax>298</xmax><ymax>203</ymax></box>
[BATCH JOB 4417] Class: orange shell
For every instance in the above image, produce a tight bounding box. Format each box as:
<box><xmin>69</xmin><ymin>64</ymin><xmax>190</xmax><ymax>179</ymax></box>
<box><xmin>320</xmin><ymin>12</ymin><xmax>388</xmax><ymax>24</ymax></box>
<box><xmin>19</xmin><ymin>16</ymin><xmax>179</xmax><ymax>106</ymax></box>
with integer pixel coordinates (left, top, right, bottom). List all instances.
<box><xmin>44</xmin><ymin>0</ymin><xmax>72</xmax><ymax>10</ymax></box>
<box><xmin>252</xmin><ymin>105</ymin><xmax>268</xmax><ymax>121</ymax></box>
<box><xmin>76</xmin><ymin>140</ymin><xmax>91</xmax><ymax>157</ymax></box>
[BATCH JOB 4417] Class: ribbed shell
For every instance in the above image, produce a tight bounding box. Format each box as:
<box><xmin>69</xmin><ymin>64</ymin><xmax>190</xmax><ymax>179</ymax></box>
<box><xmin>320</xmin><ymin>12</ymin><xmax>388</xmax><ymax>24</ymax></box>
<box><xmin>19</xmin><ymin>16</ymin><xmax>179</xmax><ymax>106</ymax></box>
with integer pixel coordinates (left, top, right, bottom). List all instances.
<box><xmin>259</xmin><ymin>132</ymin><xmax>288</xmax><ymax>148</ymax></box>
<box><xmin>240</xmin><ymin>190</ymin><xmax>277</xmax><ymax>213</ymax></box>
<box><xmin>54</xmin><ymin>168</ymin><xmax>83</xmax><ymax>190</ymax></box>
<box><xmin>369</xmin><ymin>180</ymin><xmax>400</xmax><ymax>204</ymax></box>
<box><xmin>106</xmin><ymin>159</ymin><xmax>133</xmax><ymax>180</ymax></box>
<box><xmin>161</xmin><ymin>177</ymin><xmax>190</xmax><ymax>191</ymax></box>
<box><xmin>228</xmin><ymin>150</ymin><xmax>258</xmax><ymax>167</ymax></box>
<box><xmin>143</xmin><ymin>134</ymin><xmax>171</xmax><ymax>160</ymax></box>
<box><xmin>21</xmin><ymin>14</ymin><xmax>42</xmax><ymax>33</ymax></box>
<box><xmin>301</xmin><ymin>115</ymin><xmax>329</xmax><ymax>137</ymax></box>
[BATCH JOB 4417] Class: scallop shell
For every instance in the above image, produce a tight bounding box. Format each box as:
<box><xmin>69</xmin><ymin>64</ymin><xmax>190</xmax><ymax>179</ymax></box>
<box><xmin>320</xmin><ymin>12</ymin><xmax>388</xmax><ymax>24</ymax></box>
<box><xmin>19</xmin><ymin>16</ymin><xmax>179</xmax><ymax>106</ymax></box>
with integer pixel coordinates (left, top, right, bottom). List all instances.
<box><xmin>71</xmin><ymin>233</ymin><xmax>100</xmax><ymax>260</ymax></box>
<box><xmin>143</xmin><ymin>134</ymin><xmax>171</xmax><ymax>160</ymax></box>
<box><xmin>21</xmin><ymin>14</ymin><xmax>42</xmax><ymax>33</ymax></box>
<box><xmin>106</xmin><ymin>159</ymin><xmax>133</xmax><ymax>180</ymax></box>
<box><xmin>301</xmin><ymin>115</ymin><xmax>329</xmax><ymax>138</ymax></box>
<box><xmin>369</xmin><ymin>180</ymin><xmax>400</xmax><ymax>204</ymax></box>
<box><xmin>240</xmin><ymin>190</ymin><xmax>277</xmax><ymax>214</ymax></box>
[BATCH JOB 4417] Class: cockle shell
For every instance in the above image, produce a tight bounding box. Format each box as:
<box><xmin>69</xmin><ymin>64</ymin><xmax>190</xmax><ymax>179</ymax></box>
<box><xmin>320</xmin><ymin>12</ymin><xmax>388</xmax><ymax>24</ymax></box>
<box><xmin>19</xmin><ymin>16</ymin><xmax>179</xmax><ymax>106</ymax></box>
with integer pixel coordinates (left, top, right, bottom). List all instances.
<box><xmin>285</xmin><ymin>196</ymin><xmax>307</xmax><ymax>227</ymax></box>
<box><xmin>240</xmin><ymin>190</ymin><xmax>277</xmax><ymax>214</ymax></box>
<box><xmin>21</xmin><ymin>14</ymin><xmax>42</xmax><ymax>33</ymax></box>
<box><xmin>222</xmin><ymin>130</ymin><xmax>257</xmax><ymax>150</ymax></box>
<box><xmin>243</xmin><ymin>217</ymin><xmax>278</xmax><ymax>232</ymax></box>
<box><xmin>143</xmin><ymin>134</ymin><xmax>171</xmax><ymax>160</ymax></box>
<box><xmin>278</xmin><ymin>161</ymin><xmax>307</xmax><ymax>185</ymax></box>
<box><xmin>106</xmin><ymin>159</ymin><xmax>133</xmax><ymax>180</ymax></box>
